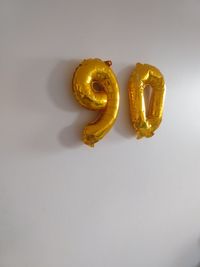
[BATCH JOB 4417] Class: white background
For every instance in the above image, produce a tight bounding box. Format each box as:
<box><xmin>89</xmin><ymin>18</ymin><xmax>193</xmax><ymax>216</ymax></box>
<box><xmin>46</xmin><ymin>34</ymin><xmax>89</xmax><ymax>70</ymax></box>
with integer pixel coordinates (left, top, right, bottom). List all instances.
<box><xmin>1</xmin><ymin>0</ymin><xmax>200</xmax><ymax>266</ymax></box>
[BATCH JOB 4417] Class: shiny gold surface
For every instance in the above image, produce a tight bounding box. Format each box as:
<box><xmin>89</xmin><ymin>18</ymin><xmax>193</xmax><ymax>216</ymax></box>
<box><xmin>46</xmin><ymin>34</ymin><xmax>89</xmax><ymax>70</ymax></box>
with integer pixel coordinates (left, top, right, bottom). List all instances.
<box><xmin>128</xmin><ymin>63</ymin><xmax>166</xmax><ymax>139</ymax></box>
<box><xmin>72</xmin><ymin>58</ymin><xmax>120</xmax><ymax>147</ymax></box>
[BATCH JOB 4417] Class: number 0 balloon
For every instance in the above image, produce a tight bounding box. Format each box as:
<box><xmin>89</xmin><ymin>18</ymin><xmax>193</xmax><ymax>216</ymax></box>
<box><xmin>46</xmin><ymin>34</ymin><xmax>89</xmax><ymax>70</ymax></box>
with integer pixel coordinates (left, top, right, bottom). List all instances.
<box><xmin>128</xmin><ymin>63</ymin><xmax>166</xmax><ymax>139</ymax></box>
<box><xmin>72</xmin><ymin>58</ymin><xmax>120</xmax><ymax>147</ymax></box>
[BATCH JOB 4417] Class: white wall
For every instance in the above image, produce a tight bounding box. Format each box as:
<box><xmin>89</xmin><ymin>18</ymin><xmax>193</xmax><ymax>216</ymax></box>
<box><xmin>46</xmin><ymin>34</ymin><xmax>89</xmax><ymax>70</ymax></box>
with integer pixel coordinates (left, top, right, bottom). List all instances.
<box><xmin>1</xmin><ymin>0</ymin><xmax>200</xmax><ymax>266</ymax></box>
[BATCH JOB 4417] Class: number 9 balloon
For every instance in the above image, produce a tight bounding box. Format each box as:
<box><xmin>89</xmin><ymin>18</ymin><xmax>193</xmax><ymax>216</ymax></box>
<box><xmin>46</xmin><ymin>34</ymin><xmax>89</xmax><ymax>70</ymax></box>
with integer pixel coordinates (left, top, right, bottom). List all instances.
<box><xmin>128</xmin><ymin>63</ymin><xmax>166</xmax><ymax>139</ymax></box>
<box><xmin>72</xmin><ymin>58</ymin><xmax>120</xmax><ymax>147</ymax></box>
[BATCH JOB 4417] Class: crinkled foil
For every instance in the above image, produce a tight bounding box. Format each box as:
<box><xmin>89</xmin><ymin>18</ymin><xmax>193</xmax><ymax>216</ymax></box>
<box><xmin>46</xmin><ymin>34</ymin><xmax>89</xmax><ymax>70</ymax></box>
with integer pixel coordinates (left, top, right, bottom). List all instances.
<box><xmin>128</xmin><ymin>63</ymin><xmax>166</xmax><ymax>139</ymax></box>
<box><xmin>72</xmin><ymin>58</ymin><xmax>120</xmax><ymax>147</ymax></box>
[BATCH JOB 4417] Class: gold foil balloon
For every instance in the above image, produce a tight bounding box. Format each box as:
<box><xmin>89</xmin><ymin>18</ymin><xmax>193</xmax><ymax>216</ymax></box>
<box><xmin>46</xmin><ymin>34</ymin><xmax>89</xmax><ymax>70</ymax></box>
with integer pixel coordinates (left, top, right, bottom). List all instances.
<box><xmin>128</xmin><ymin>63</ymin><xmax>166</xmax><ymax>139</ymax></box>
<box><xmin>72</xmin><ymin>58</ymin><xmax>120</xmax><ymax>147</ymax></box>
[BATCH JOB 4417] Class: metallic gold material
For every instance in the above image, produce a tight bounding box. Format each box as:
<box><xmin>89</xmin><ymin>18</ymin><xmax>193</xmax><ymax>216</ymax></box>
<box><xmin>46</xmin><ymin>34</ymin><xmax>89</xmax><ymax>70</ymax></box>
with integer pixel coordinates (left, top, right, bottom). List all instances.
<box><xmin>128</xmin><ymin>63</ymin><xmax>166</xmax><ymax>139</ymax></box>
<box><xmin>72</xmin><ymin>58</ymin><xmax>120</xmax><ymax>147</ymax></box>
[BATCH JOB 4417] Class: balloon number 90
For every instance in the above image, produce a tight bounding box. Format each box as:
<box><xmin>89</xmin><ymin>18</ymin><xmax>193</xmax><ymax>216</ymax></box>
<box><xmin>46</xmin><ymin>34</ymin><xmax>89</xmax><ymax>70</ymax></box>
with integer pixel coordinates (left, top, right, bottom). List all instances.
<box><xmin>72</xmin><ymin>58</ymin><xmax>166</xmax><ymax>147</ymax></box>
